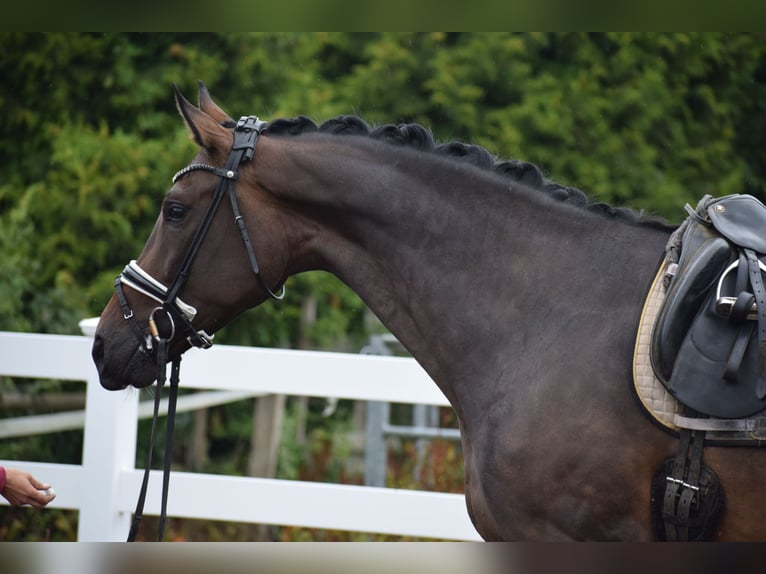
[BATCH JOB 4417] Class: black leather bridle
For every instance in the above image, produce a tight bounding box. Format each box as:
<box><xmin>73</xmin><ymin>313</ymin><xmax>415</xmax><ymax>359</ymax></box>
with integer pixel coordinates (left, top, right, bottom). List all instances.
<box><xmin>114</xmin><ymin>116</ymin><xmax>285</xmax><ymax>541</ymax></box>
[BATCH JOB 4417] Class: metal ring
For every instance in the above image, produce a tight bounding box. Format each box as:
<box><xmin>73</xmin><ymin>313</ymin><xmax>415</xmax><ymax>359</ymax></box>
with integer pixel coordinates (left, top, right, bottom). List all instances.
<box><xmin>148</xmin><ymin>306</ymin><xmax>176</xmax><ymax>342</ymax></box>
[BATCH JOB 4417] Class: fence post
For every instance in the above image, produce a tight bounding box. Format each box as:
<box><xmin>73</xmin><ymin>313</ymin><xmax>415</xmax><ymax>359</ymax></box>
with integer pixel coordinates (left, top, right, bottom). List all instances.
<box><xmin>361</xmin><ymin>334</ymin><xmax>395</xmax><ymax>487</ymax></box>
<box><xmin>77</xmin><ymin>321</ymin><xmax>139</xmax><ymax>541</ymax></box>
<box><xmin>364</xmin><ymin>401</ymin><xmax>389</xmax><ymax>487</ymax></box>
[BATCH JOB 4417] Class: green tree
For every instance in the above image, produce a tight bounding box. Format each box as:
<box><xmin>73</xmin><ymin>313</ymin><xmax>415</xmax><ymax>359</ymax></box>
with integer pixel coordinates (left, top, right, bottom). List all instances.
<box><xmin>4</xmin><ymin>32</ymin><xmax>766</xmax><ymax>334</ymax></box>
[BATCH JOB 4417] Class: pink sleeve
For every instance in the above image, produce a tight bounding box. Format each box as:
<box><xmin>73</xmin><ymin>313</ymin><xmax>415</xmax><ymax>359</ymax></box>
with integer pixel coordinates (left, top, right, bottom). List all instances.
<box><xmin>0</xmin><ymin>466</ymin><xmax>6</xmax><ymax>493</ymax></box>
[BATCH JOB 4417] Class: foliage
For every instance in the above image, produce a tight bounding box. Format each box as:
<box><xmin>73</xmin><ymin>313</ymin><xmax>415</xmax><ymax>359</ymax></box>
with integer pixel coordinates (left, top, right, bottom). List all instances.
<box><xmin>0</xmin><ymin>507</ymin><xmax>78</xmax><ymax>542</ymax></box>
<box><xmin>3</xmin><ymin>32</ymin><xmax>766</xmax><ymax>540</ymax></box>
<box><xmin>3</xmin><ymin>33</ymin><xmax>766</xmax><ymax>336</ymax></box>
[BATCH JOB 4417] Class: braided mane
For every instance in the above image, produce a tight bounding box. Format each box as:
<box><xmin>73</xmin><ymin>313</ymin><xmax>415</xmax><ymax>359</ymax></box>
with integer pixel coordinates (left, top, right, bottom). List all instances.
<box><xmin>261</xmin><ymin>115</ymin><xmax>668</xmax><ymax>228</ymax></box>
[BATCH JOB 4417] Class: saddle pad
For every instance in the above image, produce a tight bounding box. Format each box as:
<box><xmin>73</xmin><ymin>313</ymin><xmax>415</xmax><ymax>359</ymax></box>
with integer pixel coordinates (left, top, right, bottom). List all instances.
<box><xmin>633</xmin><ymin>264</ymin><xmax>683</xmax><ymax>430</ymax></box>
<box><xmin>633</xmin><ymin>262</ymin><xmax>766</xmax><ymax>443</ymax></box>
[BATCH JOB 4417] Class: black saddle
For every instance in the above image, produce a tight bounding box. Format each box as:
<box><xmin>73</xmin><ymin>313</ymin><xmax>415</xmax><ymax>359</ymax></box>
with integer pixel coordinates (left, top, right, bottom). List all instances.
<box><xmin>651</xmin><ymin>194</ymin><xmax>766</xmax><ymax>418</ymax></box>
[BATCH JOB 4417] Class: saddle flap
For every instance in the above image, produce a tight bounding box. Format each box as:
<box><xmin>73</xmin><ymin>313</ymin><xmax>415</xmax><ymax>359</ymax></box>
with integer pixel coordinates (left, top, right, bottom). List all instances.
<box><xmin>669</xmin><ymin>290</ymin><xmax>765</xmax><ymax>418</ymax></box>
<box><xmin>708</xmin><ymin>194</ymin><xmax>766</xmax><ymax>253</ymax></box>
<box><xmin>650</xmin><ymin>229</ymin><xmax>733</xmax><ymax>382</ymax></box>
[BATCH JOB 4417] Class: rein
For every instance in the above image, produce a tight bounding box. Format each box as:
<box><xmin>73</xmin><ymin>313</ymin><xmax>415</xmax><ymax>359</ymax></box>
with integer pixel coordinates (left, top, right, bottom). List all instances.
<box><xmin>115</xmin><ymin>116</ymin><xmax>284</xmax><ymax>541</ymax></box>
<box><xmin>127</xmin><ymin>336</ymin><xmax>180</xmax><ymax>542</ymax></box>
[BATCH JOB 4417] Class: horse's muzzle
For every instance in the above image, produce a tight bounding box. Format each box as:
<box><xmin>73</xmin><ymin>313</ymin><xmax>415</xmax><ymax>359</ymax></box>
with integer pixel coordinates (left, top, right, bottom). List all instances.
<box><xmin>92</xmin><ymin>333</ymin><xmax>156</xmax><ymax>390</ymax></box>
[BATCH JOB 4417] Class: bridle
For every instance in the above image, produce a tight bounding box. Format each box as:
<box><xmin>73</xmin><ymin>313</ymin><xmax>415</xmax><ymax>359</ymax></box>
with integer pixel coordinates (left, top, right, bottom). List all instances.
<box><xmin>114</xmin><ymin>116</ymin><xmax>285</xmax><ymax>541</ymax></box>
<box><xmin>115</xmin><ymin>115</ymin><xmax>285</xmax><ymax>357</ymax></box>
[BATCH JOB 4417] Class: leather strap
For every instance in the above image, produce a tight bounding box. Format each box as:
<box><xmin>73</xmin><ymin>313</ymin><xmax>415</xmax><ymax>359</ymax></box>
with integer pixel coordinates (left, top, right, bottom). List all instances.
<box><xmin>127</xmin><ymin>339</ymin><xmax>181</xmax><ymax>542</ymax></box>
<box><xmin>663</xmin><ymin>428</ymin><xmax>706</xmax><ymax>541</ymax></box>
<box><xmin>724</xmin><ymin>253</ymin><xmax>753</xmax><ymax>382</ymax></box>
<box><xmin>676</xmin><ymin>430</ymin><xmax>705</xmax><ymax>541</ymax></box>
<box><xmin>127</xmin><ymin>339</ymin><xmax>167</xmax><ymax>542</ymax></box>
<box><xmin>663</xmin><ymin>428</ymin><xmax>689</xmax><ymax>541</ymax></box>
<box><xmin>157</xmin><ymin>358</ymin><xmax>181</xmax><ymax>541</ymax></box>
<box><xmin>724</xmin><ymin>321</ymin><xmax>755</xmax><ymax>383</ymax></box>
<box><xmin>673</xmin><ymin>413</ymin><xmax>756</xmax><ymax>432</ymax></box>
<box><xmin>114</xmin><ymin>277</ymin><xmax>152</xmax><ymax>354</ymax></box>
<box><xmin>744</xmin><ymin>249</ymin><xmax>766</xmax><ymax>398</ymax></box>
<box><xmin>162</xmin><ymin>116</ymin><xmax>284</xmax><ymax>343</ymax></box>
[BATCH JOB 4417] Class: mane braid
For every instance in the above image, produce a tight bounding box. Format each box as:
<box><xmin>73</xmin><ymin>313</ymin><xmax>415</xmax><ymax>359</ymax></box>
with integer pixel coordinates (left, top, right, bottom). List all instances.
<box><xmin>262</xmin><ymin>115</ymin><xmax>670</xmax><ymax>228</ymax></box>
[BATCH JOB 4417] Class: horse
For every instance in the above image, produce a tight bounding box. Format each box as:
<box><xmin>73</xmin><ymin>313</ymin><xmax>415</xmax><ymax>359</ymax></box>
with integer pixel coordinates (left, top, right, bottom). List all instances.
<box><xmin>92</xmin><ymin>83</ymin><xmax>766</xmax><ymax>541</ymax></box>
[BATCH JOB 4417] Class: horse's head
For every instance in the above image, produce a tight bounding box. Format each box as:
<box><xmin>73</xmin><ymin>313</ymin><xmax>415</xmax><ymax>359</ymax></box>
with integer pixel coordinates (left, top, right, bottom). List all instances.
<box><xmin>93</xmin><ymin>83</ymin><xmax>286</xmax><ymax>390</ymax></box>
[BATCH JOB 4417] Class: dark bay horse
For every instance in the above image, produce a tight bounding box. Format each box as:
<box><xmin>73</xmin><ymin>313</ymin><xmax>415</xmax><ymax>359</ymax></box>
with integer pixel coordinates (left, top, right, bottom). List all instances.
<box><xmin>92</xmin><ymin>84</ymin><xmax>766</xmax><ymax>540</ymax></box>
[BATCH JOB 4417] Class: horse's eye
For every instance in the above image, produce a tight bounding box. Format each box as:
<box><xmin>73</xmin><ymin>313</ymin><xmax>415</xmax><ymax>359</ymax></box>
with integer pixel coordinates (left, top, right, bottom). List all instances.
<box><xmin>164</xmin><ymin>202</ymin><xmax>188</xmax><ymax>223</ymax></box>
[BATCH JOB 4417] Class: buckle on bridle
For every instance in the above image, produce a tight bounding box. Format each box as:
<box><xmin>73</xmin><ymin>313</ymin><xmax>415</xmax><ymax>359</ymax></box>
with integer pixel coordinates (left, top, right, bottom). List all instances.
<box><xmin>190</xmin><ymin>330</ymin><xmax>215</xmax><ymax>349</ymax></box>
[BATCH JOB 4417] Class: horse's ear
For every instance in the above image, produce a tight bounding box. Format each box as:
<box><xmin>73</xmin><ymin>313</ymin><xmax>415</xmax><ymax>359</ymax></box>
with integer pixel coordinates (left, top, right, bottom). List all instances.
<box><xmin>173</xmin><ymin>84</ymin><xmax>230</xmax><ymax>151</ymax></box>
<box><xmin>197</xmin><ymin>81</ymin><xmax>234</xmax><ymax>125</ymax></box>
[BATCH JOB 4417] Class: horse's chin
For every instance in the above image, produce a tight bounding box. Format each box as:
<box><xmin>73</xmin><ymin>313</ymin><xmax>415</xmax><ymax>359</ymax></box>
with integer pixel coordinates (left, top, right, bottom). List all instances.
<box><xmin>93</xmin><ymin>334</ymin><xmax>157</xmax><ymax>390</ymax></box>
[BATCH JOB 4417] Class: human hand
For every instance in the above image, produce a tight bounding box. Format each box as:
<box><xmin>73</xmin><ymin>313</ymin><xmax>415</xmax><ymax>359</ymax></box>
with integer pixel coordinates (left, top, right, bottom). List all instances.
<box><xmin>1</xmin><ymin>468</ymin><xmax>56</xmax><ymax>508</ymax></box>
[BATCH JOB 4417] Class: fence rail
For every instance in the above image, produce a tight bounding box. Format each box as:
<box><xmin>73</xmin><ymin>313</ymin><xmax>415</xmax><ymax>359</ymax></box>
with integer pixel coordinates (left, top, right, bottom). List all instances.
<box><xmin>0</xmin><ymin>329</ymin><xmax>481</xmax><ymax>541</ymax></box>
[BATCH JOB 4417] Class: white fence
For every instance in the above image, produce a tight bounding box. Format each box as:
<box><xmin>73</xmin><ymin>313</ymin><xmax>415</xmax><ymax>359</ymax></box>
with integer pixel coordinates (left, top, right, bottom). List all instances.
<box><xmin>0</xmin><ymin>328</ymin><xmax>481</xmax><ymax>541</ymax></box>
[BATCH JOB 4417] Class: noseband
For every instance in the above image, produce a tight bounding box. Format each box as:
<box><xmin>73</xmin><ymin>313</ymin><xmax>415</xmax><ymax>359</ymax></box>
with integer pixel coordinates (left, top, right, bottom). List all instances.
<box><xmin>114</xmin><ymin>115</ymin><xmax>285</xmax><ymax>541</ymax></box>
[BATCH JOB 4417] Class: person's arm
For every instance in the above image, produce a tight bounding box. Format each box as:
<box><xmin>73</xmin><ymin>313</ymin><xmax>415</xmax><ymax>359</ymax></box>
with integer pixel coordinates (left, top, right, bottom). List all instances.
<box><xmin>0</xmin><ymin>466</ymin><xmax>56</xmax><ymax>508</ymax></box>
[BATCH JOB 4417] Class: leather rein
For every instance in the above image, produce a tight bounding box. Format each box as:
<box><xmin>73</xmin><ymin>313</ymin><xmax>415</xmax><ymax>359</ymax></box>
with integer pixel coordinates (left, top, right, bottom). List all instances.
<box><xmin>113</xmin><ymin>116</ymin><xmax>284</xmax><ymax>541</ymax></box>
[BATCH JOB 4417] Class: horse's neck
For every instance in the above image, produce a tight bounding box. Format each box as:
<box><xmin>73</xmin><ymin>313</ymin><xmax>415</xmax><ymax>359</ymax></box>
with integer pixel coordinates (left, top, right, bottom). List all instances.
<box><xmin>256</xmin><ymin>135</ymin><xmax>670</xmax><ymax>406</ymax></box>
